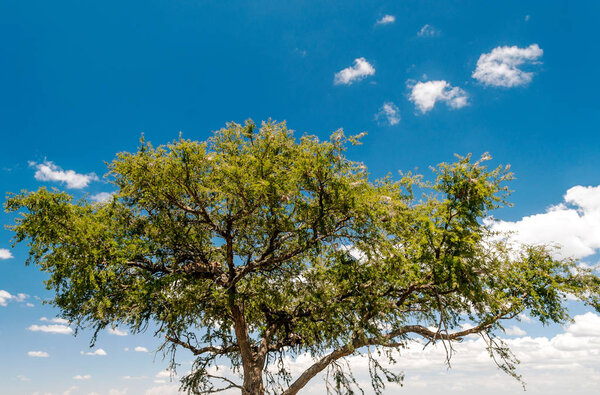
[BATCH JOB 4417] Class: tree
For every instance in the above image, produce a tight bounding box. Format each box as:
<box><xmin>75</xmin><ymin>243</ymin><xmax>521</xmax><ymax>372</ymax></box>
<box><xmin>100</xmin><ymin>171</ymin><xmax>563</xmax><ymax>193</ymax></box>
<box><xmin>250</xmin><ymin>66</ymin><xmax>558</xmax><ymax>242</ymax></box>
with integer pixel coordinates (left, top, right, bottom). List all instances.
<box><xmin>6</xmin><ymin>120</ymin><xmax>600</xmax><ymax>395</ymax></box>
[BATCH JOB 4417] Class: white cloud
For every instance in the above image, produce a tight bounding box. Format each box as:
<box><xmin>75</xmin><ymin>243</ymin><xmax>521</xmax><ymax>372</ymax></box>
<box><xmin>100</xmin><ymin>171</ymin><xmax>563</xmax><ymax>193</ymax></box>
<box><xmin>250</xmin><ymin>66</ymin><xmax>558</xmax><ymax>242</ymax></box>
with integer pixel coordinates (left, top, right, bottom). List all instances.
<box><xmin>134</xmin><ymin>346</ymin><xmax>149</xmax><ymax>353</ymax></box>
<box><xmin>73</xmin><ymin>374</ymin><xmax>91</xmax><ymax>380</ymax></box>
<box><xmin>90</xmin><ymin>192</ymin><xmax>114</xmax><ymax>203</ymax></box>
<box><xmin>409</xmin><ymin>80</ymin><xmax>469</xmax><ymax>113</ymax></box>
<box><xmin>145</xmin><ymin>385</ymin><xmax>179</xmax><ymax>395</ymax></box>
<box><xmin>525</xmin><ymin>14</ymin><xmax>531</xmax><ymax>22</ymax></box>
<box><xmin>279</xmin><ymin>312</ymin><xmax>600</xmax><ymax>395</ymax></box>
<box><xmin>28</xmin><ymin>351</ymin><xmax>50</xmax><ymax>358</ymax></box>
<box><xmin>16</xmin><ymin>374</ymin><xmax>30</xmax><ymax>382</ymax></box>
<box><xmin>376</xmin><ymin>15</ymin><xmax>395</xmax><ymax>25</ymax></box>
<box><xmin>30</xmin><ymin>160</ymin><xmax>98</xmax><ymax>189</ymax></box>
<box><xmin>40</xmin><ymin>316</ymin><xmax>70</xmax><ymax>324</ymax></box>
<box><xmin>505</xmin><ymin>326</ymin><xmax>527</xmax><ymax>336</ymax></box>
<box><xmin>28</xmin><ymin>324</ymin><xmax>72</xmax><ymax>334</ymax></box>
<box><xmin>472</xmin><ymin>44</ymin><xmax>543</xmax><ymax>87</ymax></box>
<box><xmin>155</xmin><ymin>370</ymin><xmax>174</xmax><ymax>378</ymax></box>
<box><xmin>417</xmin><ymin>24</ymin><xmax>438</xmax><ymax>37</ymax></box>
<box><xmin>108</xmin><ymin>327</ymin><xmax>128</xmax><ymax>336</ymax></box>
<box><xmin>0</xmin><ymin>248</ymin><xmax>13</xmax><ymax>259</ymax></box>
<box><xmin>108</xmin><ymin>390</ymin><xmax>128</xmax><ymax>395</ymax></box>
<box><xmin>375</xmin><ymin>102</ymin><xmax>400</xmax><ymax>125</ymax></box>
<box><xmin>82</xmin><ymin>349</ymin><xmax>107</xmax><ymax>356</ymax></box>
<box><xmin>565</xmin><ymin>312</ymin><xmax>600</xmax><ymax>337</ymax></box>
<box><xmin>334</xmin><ymin>57</ymin><xmax>375</xmax><ymax>85</ymax></box>
<box><xmin>488</xmin><ymin>185</ymin><xmax>600</xmax><ymax>259</ymax></box>
<box><xmin>0</xmin><ymin>290</ymin><xmax>28</xmax><ymax>306</ymax></box>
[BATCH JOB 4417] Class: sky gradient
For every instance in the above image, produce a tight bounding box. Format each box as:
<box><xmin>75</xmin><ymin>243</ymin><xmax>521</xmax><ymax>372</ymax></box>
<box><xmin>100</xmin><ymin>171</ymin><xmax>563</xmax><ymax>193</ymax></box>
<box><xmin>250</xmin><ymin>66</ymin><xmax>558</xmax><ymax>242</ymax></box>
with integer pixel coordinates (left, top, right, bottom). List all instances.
<box><xmin>1</xmin><ymin>1</ymin><xmax>599</xmax><ymax>394</ymax></box>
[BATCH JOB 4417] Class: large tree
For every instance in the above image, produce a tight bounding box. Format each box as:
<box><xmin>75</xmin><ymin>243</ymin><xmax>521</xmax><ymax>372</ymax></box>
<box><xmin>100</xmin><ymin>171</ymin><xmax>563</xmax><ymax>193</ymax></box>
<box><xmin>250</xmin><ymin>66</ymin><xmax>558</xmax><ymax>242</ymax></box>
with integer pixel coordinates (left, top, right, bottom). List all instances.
<box><xmin>6</xmin><ymin>120</ymin><xmax>600</xmax><ymax>394</ymax></box>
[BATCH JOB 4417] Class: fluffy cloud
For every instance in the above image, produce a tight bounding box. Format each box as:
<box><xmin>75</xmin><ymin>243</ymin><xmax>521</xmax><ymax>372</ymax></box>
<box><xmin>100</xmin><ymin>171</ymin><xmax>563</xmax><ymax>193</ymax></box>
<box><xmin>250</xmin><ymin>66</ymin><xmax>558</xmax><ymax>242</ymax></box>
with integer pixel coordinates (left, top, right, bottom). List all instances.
<box><xmin>145</xmin><ymin>385</ymin><xmax>179</xmax><ymax>395</ymax></box>
<box><xmin>334</xmin><ymin>58</ymin><xmax>375</xmax><ymax>85</ymax></box>
<box><xmin>30</xmin><ymin>160</ymin><xmax>98</xmax><ymax>189</ymax></box>
<box><xmin>90</xmin><ymin>192</ymin><xmax>114</xmax><ymax>203</ymax></box>
<box><xmin>278</xmin><ymin>312</ymin><xmax>600</xmax><ymax>395</ymax></box>
<box><xmin>28</xmin><ymin>324</ymin><xmax>73</xmax><ymax>334</ymax></box>
<box><xmin>0</xmin><ymin>290</ymin><xmax>27</xmax><ymax>306</ymax></box>
<box><xmin>0</xmin><ymin>248</ymin><xmax>13</xmax><ymax>259</ymax></box>
<box><xmin>73</xmin><ymin>374</ymin><xmax>91</xmax><ymax>380</ymax></box>
<box><xmin>375</xmin><ymin>102</ymin><xmax>400</xmax><ymax>125</ymax></box>
<box><xmin>108</xmin><ymin>327</ymin><xmax>128</xmax><ymax>336</ymax></box>
<box><xmin>409</xmin><ymin>80</ymin><xmax>469</xmax><ymax>113</ymax></box>
<box><xmin>82</xmin><ymin>349</ymin><xmax>107</xmax><ymax>356</ymax></box>
<box><xmin>376</xmin><ymin>15</ymin><xmax>395</xmax><ymax>25</ymax></box>
<box><xmin>134</xmin><ymin>346</ymin><xmax>149</xmax><ymax>353</ymax></box>
<box><xmin>28</xmin><ymin>351</ymin><xmax>50</xmax><ymax>358</ymax></box>
<box><xmin>472</xmin><ymin>44</ymin><xmax>543</xmax><ymax>87</ymax></box>
<box><xmin>505</xmin><ymin>326</ymin><xmax>527</xmax><ymax>336</ymax></box>
<box><xmin>488</xmin><ymin>185</ymin><xmax>600</xmax><ymax>259</ymax></box>
<box><xmin>417</xmin><ymin>24</ymin><xmax>438</xmax><ymax>37</ymax></box>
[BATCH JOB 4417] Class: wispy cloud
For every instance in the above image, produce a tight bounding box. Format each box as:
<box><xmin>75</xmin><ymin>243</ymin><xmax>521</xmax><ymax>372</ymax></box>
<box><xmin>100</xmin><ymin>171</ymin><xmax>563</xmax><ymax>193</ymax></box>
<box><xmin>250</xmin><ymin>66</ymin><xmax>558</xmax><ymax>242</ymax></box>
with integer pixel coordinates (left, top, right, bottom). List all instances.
<box><xmin>30</xmin><ymin>160</ymin><xmax>98</xmax><ymax>189</ymax></box>
<box><xmin>417</xmin><ymin>24</ymin><xmax>438</xmax><ymax>37</ymax></box>
<box><xmin>108</xmin><ymin>327</ymin><xmax>128</xmax><ymax>336</ymax></box>
<box><xmin>0</xmin><ymin>290</ymin><xmax>28</xmax><ymax>306</ymax></box>
<box><xmin>334</xmin><ymin>58</ymin><xmax>375</xmax><ymax>85</ymax></box>
<box><xmin>90</xmin><ymin>192</ymin><xmax>114</xmax><ymax>203</ymax></box>
<box><xmin>28</xmin><ymin>351</ymin><xmax>50</xmax><ymax>358</ymax></box>
<box><xmin>0</xmin><ymin>248</ymin><xmax>13</xmax><ymax>260</ymax></box>
<box><xmin>375</xmin><ymin>102</ymin><xmax>401</xmax><ymax>125</ymax></box>
<box><xmin>408</xmin><ymin>80</ymin><xmax>468</xmax><ymax>113</ymax></box>
<box><xmin>73</xmin><ymin>374</ymin><xmax>92</xmax><ymax>380</ymax></box>
<box><xmin>28</xmin><ymin>324</ymin><xmax>73</xmax><ymax>334</ymax></box>
<box><xmin>40</xmin><ymin>316</ymin><xmax>69</xmax><ymax>324</ymax></box>
<box><xmin>81</xmin><ymin>348</ymin><xmax>107</xmax><ymax>356</ymax></box>
<box><xmin>472</xmin><ymin>44</ymin><xmax>543</xmax><ymax>87</ymax></box>
<box><xmin>376</xmin><ymin>15</ymin><xmax>395</xmax><ymax>25</ymax></box>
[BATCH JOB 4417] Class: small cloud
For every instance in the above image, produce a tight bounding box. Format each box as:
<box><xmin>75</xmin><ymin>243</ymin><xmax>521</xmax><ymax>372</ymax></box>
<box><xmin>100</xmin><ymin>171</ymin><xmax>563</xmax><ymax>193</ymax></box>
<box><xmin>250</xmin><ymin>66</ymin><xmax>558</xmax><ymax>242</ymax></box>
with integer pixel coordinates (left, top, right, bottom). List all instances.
<box><xmin>108</xmin><ymin>327</ymin><xmax>128</xmax><ymax>336</ymax></box>
<box><xmin>518</xmin><ymin>313</ymin><xmax>533</xmax><ymax>323</ymax></box>
<box><xmin>30</xmin><ymin>160</ymin><xmax>98</xmax><ymax>189</ymax></box>
<box><xmin>40</xmin><ymin>316</ymin><xmax>70</xmax><ymax>324</ymax></box>
<box><xmin>17</xmin><ymin>374</ymin><xmax>30</xmax><ymax>382</ymax></box>
<box><xmin>90</xmin><ymin>192</ymin><xmax>114</xmax><ymax>203</ymax></box>
<box><xmin>472</xmin><ymin>44</ymin><xmax>543</xmax><ymax>87</ymax></box>
<box><xmin>28</xmin><ymin>324</ymin><xmax>73</xmax><ymax>334</ymax></box>
<box><xmin>375</xmin><ymin>102</ymin><xmax>401</xmax><ymax>126</ymax></box>
<box><xmin>26</xmin><ymin>303</ymin><xmax>34</xmax><ymax>307</ymax></box>
<box><xmin>0</xmin><ymin>248</ymin><xmax>13</xmax><ymax>260</ymax></box>
<box><xmin>0</xmin><ymin>290</ymin><xmax>28</xmax><ymax>306</ymax></box>
<box><xmin>108</xmin><ymin>390</ymin><xmax>128</xmax><ymax>395</ymax></box>
<box><xmin>82</xmin><ymin>349</ymin><xmax>107</xmax><ymax>356</ymax></box>
<box><xmin>408</xmin><ymin>80</ymin><xmax>469</xmax><ymax>113</ymax></box>
<box><xmin>123</xmin><ymin>375</ymin><xmax>147</xmax><ymax>380</ymax></box>
<box><xmin>505</xmin><ymin>325</ymin><xmax>527</xmax><ymax>336</ymax></box>
<box><xmin>73</xmin><ymin>374</ymin><xmax>92</xmax><ymax>380</ymax></box>
<box><xmin>334</xmin><ymin>57</ymin><xmax>375</xmax><ymax>85</ymax></box>
<box><xmin>28</xmin><ymin>351</ymin><xmax>50</xmax><ymax>358</ymax></box>
<box><xmin>156</xmin><ymin>369</ymin><xmax>177</xmax><ymax>379</ymax></box>
<box><xmin>525</xmin><ymin>14</ymin><xmax>530</xmax><ymax>21</ymax></box>
<box><xmin>134</xmin><ymin>346</ymin><xmax>149</xmax><ymax>353</ymax></box>
<box><xmin>376</xmin><ymin>15</ymin><xmax>395</xmax><ymax>25</ymax></box>
<box><xmin>124</xmin><ymin>347</ymin><xmax>130</xmax><ymax>351</ymax></box>
<box><xmin>417</xmin><ymin>24</ymin><xmax>438</xmax><ymax>37</ymax></box>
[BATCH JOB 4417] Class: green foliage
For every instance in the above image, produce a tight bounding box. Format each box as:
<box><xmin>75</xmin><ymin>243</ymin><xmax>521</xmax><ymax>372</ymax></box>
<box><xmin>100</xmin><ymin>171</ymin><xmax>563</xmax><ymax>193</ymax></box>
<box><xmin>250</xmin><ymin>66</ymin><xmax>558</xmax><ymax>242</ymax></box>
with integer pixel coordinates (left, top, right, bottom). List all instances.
<box><xmin>6</xmin><ymin>120</ymin><xmax>600</xmax><ymax>394</ymax></box>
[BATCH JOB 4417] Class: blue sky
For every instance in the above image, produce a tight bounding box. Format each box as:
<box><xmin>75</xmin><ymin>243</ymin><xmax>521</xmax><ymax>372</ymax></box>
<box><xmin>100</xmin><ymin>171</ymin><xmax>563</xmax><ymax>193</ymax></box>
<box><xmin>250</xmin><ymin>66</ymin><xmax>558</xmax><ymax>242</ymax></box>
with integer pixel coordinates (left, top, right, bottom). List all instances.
<box><xmin>1</xmin><ymin>1</ymin><xmax>600</xmax><ymax>394</ymax></box>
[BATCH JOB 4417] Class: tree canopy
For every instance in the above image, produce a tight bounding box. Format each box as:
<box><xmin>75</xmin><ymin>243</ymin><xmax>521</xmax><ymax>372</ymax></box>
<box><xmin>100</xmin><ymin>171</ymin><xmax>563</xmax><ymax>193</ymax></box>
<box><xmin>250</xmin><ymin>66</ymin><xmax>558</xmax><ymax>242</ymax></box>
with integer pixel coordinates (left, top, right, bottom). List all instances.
<box><xmin>6</xmin><ymin>120</ymin><xmax>600</xmax><ymax>394</ymax></box>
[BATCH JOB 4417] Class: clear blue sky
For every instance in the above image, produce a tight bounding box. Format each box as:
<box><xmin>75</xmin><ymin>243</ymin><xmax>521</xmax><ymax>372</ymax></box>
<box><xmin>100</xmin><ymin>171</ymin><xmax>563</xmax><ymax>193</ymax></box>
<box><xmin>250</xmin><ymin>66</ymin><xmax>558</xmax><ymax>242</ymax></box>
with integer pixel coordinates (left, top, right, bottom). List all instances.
<box><xmin>1</xmin><ymin>1</ymin><xmax>599</xmax><ymax>394</ymax></box>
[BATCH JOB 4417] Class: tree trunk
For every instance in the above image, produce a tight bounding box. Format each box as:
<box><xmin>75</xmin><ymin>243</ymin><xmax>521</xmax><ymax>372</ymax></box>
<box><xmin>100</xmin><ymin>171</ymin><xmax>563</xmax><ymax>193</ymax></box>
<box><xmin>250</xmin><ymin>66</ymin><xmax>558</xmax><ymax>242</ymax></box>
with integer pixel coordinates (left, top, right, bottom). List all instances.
<box><xmin>241</xmin><ymin>364</ymin><xmax>265</xmax><ymax>395</ymax></box>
